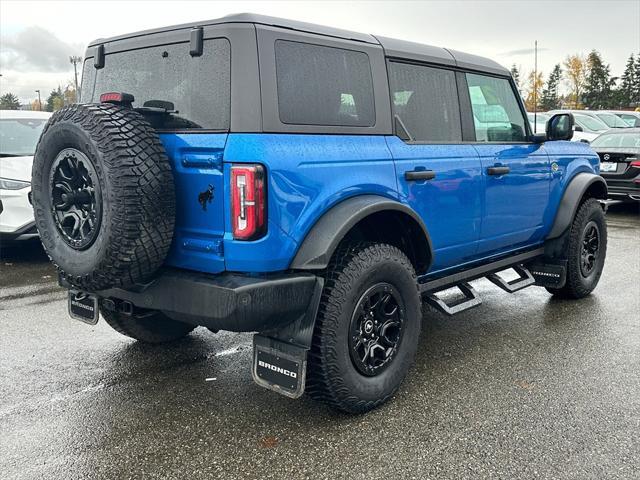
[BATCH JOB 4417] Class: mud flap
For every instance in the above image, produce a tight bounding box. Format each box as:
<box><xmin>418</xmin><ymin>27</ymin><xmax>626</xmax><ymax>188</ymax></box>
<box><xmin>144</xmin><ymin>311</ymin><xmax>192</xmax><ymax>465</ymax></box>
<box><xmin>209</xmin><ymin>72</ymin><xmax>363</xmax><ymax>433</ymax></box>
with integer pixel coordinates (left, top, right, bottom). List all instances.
<box><xmin>529</xmin><ymin>260</ymin><xmax>567</xmax><ymax>288</ymax></box>
<box><xmin>252</xmin><ymin>334</ymin><xmax>307</xmax><ymax>399</ymax></box>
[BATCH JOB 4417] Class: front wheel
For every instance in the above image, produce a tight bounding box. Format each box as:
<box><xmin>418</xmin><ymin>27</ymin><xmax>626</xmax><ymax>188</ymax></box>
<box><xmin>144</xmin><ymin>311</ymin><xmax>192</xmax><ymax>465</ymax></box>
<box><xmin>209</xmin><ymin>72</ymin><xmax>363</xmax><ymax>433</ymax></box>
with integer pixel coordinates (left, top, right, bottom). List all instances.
<box><xmin>306</xmin><ymin>242</ymin><xmax>422</xmax><ymax>413</ymax></box>
<box><xmin>546</xmin><ymin>198</ymin><xmax>607</xmax><ymax>299</ymax></box>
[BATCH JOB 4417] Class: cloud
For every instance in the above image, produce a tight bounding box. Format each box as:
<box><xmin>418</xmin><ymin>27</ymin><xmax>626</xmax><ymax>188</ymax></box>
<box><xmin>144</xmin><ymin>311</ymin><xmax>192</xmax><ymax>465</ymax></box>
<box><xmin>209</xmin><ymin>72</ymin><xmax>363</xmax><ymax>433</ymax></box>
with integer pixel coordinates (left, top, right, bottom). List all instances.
<box><xmin>502</xmin><ymin>47</ymin><xmax>550</xmax><ymax>56</ymax></box>
<box><xmin>1</xmin><ymin>26</ymin><xmax>84</xmax><ymax>73</ymax></box>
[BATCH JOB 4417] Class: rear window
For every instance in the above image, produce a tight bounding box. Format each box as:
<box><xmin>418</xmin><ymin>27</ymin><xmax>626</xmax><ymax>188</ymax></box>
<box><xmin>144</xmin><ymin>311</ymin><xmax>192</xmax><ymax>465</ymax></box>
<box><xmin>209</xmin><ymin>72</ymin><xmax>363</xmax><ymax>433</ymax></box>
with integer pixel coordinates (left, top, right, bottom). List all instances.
<box><xmin>590</xmin><ymin>132</ymin><xmax>640</xmax><ymax>148</ymax></box>
<box><xmin>89</xmin><ymin>38</ymin><xmax>230</xmax><ymax>130</ymax></box>
<box><xmin>275</xmin><ymin>40</ymin><xmax>375</xmax><ymax>127</ymax></box>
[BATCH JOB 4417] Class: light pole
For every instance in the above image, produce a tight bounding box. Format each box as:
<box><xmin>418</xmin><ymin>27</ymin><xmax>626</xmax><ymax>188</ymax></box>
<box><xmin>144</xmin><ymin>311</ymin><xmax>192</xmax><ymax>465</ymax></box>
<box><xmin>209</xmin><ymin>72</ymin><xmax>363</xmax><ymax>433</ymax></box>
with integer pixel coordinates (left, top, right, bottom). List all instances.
<box><xmin>69</xmin><ymin>55</ymin><xmax>82</xmax><ymax>102</ymax></box>
<box><xmin>35</xmin><ymin>89</ymin><xmax>42</xmax><ymax>111</ymax></box>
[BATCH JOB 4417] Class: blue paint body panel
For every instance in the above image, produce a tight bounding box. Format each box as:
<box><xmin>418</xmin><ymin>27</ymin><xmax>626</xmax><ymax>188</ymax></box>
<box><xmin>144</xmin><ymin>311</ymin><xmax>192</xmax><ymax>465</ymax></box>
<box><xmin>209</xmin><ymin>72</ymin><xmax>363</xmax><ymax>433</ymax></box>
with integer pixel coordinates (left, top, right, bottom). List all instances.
<box><xmin>385</xmin><ymin>137</ymin><xmax>483</xmax><ymax>271</ymax></box>
<box><xmin>157</xmin><ymin>131</ymin><xmax>600</xmax><ymax>278</ymax></box>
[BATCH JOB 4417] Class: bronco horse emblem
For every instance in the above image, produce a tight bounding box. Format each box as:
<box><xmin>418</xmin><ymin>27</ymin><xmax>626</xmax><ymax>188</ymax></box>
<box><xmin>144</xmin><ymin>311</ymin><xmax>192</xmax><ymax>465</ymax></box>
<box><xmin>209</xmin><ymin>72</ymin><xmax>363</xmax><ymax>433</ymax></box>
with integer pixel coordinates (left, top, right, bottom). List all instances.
<box><xmin>198</xmin><ymin>185</ymin><xmax>214</xmax><ymax>211</ymax></box>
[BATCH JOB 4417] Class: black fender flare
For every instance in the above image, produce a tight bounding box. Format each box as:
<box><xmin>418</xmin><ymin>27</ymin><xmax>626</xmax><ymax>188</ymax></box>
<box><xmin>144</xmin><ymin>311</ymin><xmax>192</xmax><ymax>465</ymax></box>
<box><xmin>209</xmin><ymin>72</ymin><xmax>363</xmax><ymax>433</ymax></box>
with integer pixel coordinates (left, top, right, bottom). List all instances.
<box><xmin>547</xmin><ymin>172</ymin><xmax>607</xmax><ymax>239</ymax></box>
<box><xmin>290</xmin><ymin>195</ymin><xmax>434</xmax><ymax>271</ymax></box>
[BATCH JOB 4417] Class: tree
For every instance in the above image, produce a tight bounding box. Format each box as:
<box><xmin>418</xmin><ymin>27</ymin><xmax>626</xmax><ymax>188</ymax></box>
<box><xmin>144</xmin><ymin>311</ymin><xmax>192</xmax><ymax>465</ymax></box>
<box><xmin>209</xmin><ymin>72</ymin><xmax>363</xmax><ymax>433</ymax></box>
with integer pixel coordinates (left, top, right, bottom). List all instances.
<box><xmin>0</xmin><ymin>93</ymin><xmax>21</xmax><ymax>110</ymax></box>
<box><xmin>510</xmin><ymin>64</ymin><xmax>521</xmax><ymax>90</ymax></box>
<box><xmin>634</xmin><ymin>54</ymin><xmax>640</xmax><ymax>106</ymax></box>
<box><xmin>540</xmin><ymin>64</ymin><xmax>562</xmax><ymax>111</ymax></box>
<box><xmin>618</xmin><ymin>54</ymin><xmax>636</xmax><ymax>107</ymax></box>
<box><xmin>46</xmin><ymin>87</ymin><xmax>64</xmax><ymax>112</ymax></box>
<box><xmin>583</xmin><ymin>50</ymin><xmax>614</xmax><ymax>109</ymax></box>
<box><xmin>524</xmin><ymin>70</ymin><xmax>544</xmax><ymax>111</ymax></box>
<box><xmin>564</xmin><ymin>54</ymin><xmax>587</xmax><ymax>109</ymax></box>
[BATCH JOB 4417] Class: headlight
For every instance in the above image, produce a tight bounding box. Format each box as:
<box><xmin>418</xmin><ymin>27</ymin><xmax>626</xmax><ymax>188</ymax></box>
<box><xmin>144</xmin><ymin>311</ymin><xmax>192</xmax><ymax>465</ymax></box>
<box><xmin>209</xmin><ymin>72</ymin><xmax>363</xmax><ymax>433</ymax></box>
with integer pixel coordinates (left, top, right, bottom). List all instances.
<box><xmin>0</xmin><ymin>178</ymin><xmax>31</xmax><ymax>190</ymax></box>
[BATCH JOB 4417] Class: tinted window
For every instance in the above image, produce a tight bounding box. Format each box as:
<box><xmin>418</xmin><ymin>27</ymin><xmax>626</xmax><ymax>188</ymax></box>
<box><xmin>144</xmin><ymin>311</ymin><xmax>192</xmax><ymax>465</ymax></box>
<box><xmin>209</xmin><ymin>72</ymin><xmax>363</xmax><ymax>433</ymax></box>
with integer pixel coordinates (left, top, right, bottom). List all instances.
<box><xmin>466</xmin><ymin>73</ymin><xmax>527</xmax><ymax>142</ymax></box>
<box><xmin>590</xmin><ymin>132</ymin><xmax>640</xmax><ymax>148</ymax></box>
<box><xmin>594</xmin><ymin>113</ymin><xmax>628</xmax><ymax>128</ymax></box>
<box><xmin>79</xmin><ymin>58</ymin><xmax>95</xmax><ymax>103</ymax></box>
<box><xmin>388</xmin><ymin>62</ymin><xmax>461</xmax><ymax>142</ymax></box>
<box><xmin>275</xmin><ymin>40</ymin><xmax>375</xmax><ymax>126</ymax></box>
<box><xmin>573</xmin><ymin>113</ymin><xmax>609</xmax><ymax>132</ymax></box>
<box><xmin>92</xmin><ymin>38</ymin><xmax>230</xmax><ymax>130</ymax></box>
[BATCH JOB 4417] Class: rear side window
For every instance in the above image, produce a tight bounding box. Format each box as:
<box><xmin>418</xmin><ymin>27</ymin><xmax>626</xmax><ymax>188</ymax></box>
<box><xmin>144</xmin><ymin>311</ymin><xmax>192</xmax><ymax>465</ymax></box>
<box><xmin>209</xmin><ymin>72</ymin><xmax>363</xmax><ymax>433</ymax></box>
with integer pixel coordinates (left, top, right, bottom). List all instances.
<box><xmin>91</xmin><ymin>38</ymin><xmax>230</xmax><ymax>130</ymax></box>
<box><xmin>275</xmin><ymin>40</ymin><xmax>375</xmax><ymax>126</ymax></box>
<box><xmin>388</xmin><ymin>62</ymin><xmax>462</xmax><ymax>142</ymax></box>
<box><xmin>465</xmin><ymin>73</ymin><xmax>527</xmax><ymax>142</ymax></box>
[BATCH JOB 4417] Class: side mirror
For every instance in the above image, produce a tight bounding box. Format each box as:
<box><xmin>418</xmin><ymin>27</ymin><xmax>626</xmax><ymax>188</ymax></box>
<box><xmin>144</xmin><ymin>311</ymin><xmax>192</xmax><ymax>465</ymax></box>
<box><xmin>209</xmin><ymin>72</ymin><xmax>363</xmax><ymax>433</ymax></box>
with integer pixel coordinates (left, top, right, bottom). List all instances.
<box><xmin>573</xmin><ymin>124</ymin><xmax>584</xmax><ymax>132</ymax></box>
<box><xmin>546</xmin><ymin>113</ymin><xmax>574</xmax><ymax>141</ymax></box>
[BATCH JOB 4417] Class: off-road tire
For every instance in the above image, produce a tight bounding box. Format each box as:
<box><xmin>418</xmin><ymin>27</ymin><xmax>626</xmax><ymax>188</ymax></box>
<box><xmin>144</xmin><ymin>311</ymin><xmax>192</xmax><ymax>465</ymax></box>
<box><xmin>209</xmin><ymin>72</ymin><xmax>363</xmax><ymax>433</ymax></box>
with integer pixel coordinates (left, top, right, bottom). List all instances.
<box><xmin>306</xmin><ymin>242</ymin><xmax>422</xmax><ymax>413</ymax></box>
<box><xmin>546</xmin><ymin>198</ymin><xmax>607</xmax><ymax>299</ymax></box>
<box><xmin>100</xmin><ymin>306</ymin><xmax>194</xmax><ymax>344</ymax></box>
<box><xmin>31</xmin><ymin>103</ymin><xmax>175</xmax><ymax>291</ymax></box>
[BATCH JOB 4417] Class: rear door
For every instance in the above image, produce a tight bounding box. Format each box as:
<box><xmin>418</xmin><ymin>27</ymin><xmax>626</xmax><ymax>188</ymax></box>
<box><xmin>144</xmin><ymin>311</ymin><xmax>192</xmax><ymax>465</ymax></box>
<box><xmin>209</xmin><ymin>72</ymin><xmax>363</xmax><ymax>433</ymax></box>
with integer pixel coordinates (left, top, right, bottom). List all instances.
<box><xmin>87</xmin><ymin>35</ymin><xmax>232</xmax><ymax>274</ymax></box>
<box><xmin>386</xmin><ymin>61</ymin><xmax>483</xmax><ymax>273</ymax></box>
<box><xmin>462</xmin><ymin>72</ymin><xmax>551</xmax><ymax>255</ymax></box>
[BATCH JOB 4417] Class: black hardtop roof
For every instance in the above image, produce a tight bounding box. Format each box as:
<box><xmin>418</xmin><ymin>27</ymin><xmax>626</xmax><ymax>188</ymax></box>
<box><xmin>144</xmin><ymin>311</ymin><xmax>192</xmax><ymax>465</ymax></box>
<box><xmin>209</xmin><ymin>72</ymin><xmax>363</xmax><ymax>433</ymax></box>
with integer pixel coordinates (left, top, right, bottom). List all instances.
<box><xmin>88</xmin><ymin>13</ymin><xmax>509</xmax><ymax>76</ymax></box>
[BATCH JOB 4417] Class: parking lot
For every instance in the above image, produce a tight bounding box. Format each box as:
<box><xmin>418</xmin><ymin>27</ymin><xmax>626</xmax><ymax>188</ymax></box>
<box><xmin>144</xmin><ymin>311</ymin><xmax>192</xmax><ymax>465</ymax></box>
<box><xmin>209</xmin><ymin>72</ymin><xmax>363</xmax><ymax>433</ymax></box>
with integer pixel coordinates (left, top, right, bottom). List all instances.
<box><xmin>0</xmin><ymin>203</ymin><xmax>638</xmax><ymax>480</ymax></box>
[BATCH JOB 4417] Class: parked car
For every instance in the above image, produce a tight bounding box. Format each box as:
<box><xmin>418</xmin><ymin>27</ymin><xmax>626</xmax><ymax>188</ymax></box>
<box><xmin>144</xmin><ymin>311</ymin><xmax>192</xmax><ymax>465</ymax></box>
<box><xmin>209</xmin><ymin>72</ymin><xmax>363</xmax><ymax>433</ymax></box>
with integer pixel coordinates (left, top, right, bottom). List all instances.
<box><xmin>528</xmin><ymin>111</ymin><xmax>599</xmax><ymax>143</ymax></box>
<box><xmin>32</xmin><ymin>14</ymin><xmax>608</xmax><ymax>413</ymax></box>
<box><xmin>590</xmin><ymin>128</ymin><xmax>640</xmax><ymax>201</ymax></box>
<box><xmin>604</xmin><ymin>110</ymin><xmax>640</xmax><ymax>127</ymax></box>
<box><xmin>549</xmin><ymin>110</ymin><xmax>610</xmax><ymax>143</ymax></box>
<box><xmin>0</xmin><ymin>110</ymin><xmax>51</xmax><ymax>241</ymax></box>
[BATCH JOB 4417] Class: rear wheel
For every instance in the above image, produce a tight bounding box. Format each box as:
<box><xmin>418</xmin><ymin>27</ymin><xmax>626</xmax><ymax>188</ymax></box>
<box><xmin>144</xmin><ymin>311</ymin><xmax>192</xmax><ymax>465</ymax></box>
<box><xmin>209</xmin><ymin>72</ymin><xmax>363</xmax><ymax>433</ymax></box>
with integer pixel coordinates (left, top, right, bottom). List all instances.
<box><xmin>100</xmin><ymin>306</ymin><xmax>194</xmax><ymax>344</ymax></box>
<box><xmin>546</xmin><ymin>198</ymin><xmax>607</xmax><ymax>299</ymax></box>
<box><xmin>306</xmin><ymin>242</ymin><xmax>421</xmax><ymax>413</ymax></box>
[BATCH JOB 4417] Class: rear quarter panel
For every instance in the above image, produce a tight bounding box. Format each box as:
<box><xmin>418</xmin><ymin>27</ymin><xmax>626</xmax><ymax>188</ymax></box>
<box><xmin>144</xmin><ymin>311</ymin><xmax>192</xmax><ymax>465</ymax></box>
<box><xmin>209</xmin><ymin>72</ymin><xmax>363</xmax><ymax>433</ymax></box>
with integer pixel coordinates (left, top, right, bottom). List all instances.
<box><xmin>222</xmin><ymin>134</ymin><xmax>397</xmax><ymax>272</ymax></box>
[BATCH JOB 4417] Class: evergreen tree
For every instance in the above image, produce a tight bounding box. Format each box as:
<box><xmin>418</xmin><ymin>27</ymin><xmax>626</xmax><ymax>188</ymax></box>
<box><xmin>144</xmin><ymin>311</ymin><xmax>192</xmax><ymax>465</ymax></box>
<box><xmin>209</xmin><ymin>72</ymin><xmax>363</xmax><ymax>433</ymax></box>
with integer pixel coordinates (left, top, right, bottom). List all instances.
<box><xmin>540</xmin><ymin>64</ymin><xmax>562</xmax><ymax>111</ymax></box>
<box><xmin>510</xmin><ymin>64</ymin><xmax>521</xmax><ymax>90</ymax></box>
<box><xmin>46</xmin><ymin>87</ymin><xmax>64</xmax><ymax>112</ymax></box>
<box><xmin>583</xmin><ymin>50</ymin><xmax>614</xmax><ymax>109</ymax></box>
<box><xmin>619</xmin><ymin>54</ymin><xmax>636</xmax><ymax>107</ymax></box>
<box><xmin>0</xmin><ymin>93</ymin><xmax>21</xmax><ymax>110</ymax></box>
<box><xmin>634</xmin><ymin>54</ymin><xmax>640</xmax><ymax>105</ymax></box>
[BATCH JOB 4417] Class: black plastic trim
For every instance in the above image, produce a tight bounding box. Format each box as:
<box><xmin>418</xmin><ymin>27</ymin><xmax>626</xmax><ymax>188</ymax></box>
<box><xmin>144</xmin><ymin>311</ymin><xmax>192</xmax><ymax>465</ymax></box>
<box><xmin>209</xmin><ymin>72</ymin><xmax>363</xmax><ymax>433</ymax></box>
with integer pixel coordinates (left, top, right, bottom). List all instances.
<box><xmin>89</xmin><ymin>269</ymin><xmax>322</xmax><ymax>333</ymax></box>
<box><xmin>547</xmin><ymin>173</ymin><xmax>607</xmax><ymax>239</ymax></box>
<box><xmin>290</xmin><ymin>195</ymin><xmax>433</xmax><ymax>271</ymax></box>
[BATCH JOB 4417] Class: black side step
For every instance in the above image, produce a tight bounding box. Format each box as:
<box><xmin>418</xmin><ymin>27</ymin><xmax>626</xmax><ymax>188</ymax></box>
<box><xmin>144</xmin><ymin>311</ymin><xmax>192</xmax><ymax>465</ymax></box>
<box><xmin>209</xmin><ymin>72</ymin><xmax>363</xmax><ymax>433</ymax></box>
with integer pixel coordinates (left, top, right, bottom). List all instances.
<box><xmin>424</xmin><ymin>282</ymin><xmax>482</xmax><ymax>316</ymax></box>
<box><xmin>486</xmin><ymin>265</ymin><xmax>535</xmax><ymax>293</ymax></box>
<box><xmin>419</xmin><ymin>247</ymin><xmax>544</xmax><ymax>293</ymax></box>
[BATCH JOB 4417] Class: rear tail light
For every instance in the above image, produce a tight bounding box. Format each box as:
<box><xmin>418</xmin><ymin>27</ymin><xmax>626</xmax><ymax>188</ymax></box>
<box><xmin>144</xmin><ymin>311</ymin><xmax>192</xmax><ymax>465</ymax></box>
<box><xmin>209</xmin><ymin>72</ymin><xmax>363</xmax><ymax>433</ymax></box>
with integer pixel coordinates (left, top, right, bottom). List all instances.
<box><xmin>629</xmin><ymin>159</ymin><xmax>640</xmax><ymax>167</ymax></box>
<box><xmin>231</xmin><ymin>164</ymin><xmax>266</xmax><ymax>240</ymax></box>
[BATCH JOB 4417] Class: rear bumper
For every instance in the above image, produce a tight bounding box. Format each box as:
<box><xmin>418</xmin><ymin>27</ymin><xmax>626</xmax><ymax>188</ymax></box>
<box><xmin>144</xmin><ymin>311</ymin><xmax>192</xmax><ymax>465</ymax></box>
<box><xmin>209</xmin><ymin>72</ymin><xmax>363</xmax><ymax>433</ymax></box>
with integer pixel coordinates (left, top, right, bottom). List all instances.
<box><xmin>69</xmin><ymin>269</ymin><xmax>322</xmax><ymax>334</ymax></box>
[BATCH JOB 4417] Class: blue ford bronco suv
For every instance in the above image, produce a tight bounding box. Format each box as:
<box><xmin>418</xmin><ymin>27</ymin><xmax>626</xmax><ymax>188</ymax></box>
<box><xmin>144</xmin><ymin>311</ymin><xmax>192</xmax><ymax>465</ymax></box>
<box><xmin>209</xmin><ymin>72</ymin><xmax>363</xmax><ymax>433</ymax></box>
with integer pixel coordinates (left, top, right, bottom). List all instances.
<box><xmin>32</xmin><ymin>14</ymin><xmax>607</xmax><ymax>413</ymax></box>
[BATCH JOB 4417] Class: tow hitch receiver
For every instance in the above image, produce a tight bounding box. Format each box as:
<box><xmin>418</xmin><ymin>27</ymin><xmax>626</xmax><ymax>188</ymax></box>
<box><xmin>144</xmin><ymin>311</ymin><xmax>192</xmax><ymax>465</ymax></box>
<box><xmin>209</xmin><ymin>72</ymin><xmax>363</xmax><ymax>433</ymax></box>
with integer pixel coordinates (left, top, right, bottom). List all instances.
<box><xmin>252</xmin><ymin>335</ymin><xmax>307</xmax><ymax>399</ymax></box>
<box><xmin>68</xmin><ymin>290</ymin><xmax>99</xmax><ymax>325</ymax></box>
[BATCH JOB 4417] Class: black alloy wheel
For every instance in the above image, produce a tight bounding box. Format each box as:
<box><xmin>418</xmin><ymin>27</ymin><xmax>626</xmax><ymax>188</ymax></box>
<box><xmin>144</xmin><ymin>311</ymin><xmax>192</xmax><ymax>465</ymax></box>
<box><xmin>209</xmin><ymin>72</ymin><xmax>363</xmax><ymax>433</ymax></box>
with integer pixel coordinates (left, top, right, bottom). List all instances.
<box><xmin>349</xmin><ymin>283</ymin><xmax>405</xmax><ymax>376</ymax></box>
<box><xmin>580</xmin><ymin>220</ymin><xmax>600</xmax><ymax>277</ymax></box>
<box><xmin>49</xmin><ymin>148</ymin><xmax>101</xmax><ymax>250</ymax></box>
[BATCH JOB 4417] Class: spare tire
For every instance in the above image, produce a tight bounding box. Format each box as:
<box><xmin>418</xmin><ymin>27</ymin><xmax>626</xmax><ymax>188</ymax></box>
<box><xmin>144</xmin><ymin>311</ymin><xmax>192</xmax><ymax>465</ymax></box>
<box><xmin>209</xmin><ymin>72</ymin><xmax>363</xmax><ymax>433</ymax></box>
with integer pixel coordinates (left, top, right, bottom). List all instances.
<box><xmin>31</xmin><ymin>103</ymin><xmax>175</xmax><ymax>291</ymax></box>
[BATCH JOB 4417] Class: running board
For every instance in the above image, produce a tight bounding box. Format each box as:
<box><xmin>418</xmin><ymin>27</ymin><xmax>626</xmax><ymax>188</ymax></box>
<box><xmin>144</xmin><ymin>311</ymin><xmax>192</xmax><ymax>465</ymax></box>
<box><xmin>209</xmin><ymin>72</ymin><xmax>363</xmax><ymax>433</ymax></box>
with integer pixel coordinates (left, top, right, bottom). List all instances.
<box><xmin>486</xmin><ymin>265</ymin><xmax>535</xmax><ymax>293</ymax></box>
<box><xmin>424</xmin><ymin>282</ymin><xmax>482</xmax><ymax>316</ymax></box>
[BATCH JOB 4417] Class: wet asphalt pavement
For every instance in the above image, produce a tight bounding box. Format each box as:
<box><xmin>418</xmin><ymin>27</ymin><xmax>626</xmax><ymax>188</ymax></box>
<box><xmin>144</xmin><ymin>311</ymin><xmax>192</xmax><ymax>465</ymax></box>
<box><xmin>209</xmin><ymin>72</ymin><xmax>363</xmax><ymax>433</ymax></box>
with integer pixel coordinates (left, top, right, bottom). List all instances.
<box><xmin>1</xmin><ymin>203</ymin><xmax>639</xmax><ymax>480</ymax></box>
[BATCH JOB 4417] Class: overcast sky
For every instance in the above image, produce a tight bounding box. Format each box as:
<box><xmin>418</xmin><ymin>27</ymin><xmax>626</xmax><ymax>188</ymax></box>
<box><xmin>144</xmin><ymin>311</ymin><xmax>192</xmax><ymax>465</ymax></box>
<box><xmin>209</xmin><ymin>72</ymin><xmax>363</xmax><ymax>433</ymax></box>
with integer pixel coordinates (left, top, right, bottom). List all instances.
<box><xmin>1</xmin><ymin>0</ymin><xmax>639</xmax><ymax>103</ymax></box>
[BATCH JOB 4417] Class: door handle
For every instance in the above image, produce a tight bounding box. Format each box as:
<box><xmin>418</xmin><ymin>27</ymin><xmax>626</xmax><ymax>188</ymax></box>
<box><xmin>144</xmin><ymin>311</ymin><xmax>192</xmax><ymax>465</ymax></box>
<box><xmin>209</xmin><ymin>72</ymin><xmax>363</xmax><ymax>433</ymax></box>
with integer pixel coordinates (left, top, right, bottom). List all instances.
<box><xmin>487</xmin><ymin>166</ymin><xmax>510</xmax><ymax>176</ymax></box>
<box><xmin>405</xmin><ymin>170</ymin><xmax>436</xmax><ymax>181</ymax></box>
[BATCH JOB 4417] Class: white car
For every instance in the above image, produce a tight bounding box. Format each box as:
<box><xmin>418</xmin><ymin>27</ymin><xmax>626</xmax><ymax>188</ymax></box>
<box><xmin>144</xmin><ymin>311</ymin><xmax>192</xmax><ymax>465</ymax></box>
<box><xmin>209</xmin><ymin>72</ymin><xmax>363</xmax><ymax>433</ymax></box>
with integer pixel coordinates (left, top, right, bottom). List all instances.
<box><xmin>527</xmin><ymin>111</ymin><xmax>601</xmax><ymax>143</ymax></box>
<box><xmin>0</xmin><ymin>110</ymin><xmax>51</xmax><ymax>241</ymax></box>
